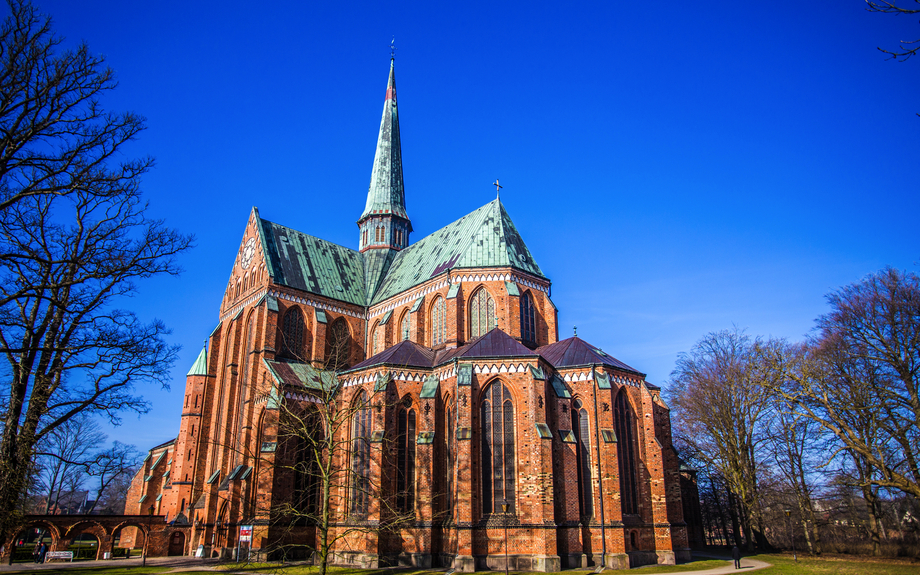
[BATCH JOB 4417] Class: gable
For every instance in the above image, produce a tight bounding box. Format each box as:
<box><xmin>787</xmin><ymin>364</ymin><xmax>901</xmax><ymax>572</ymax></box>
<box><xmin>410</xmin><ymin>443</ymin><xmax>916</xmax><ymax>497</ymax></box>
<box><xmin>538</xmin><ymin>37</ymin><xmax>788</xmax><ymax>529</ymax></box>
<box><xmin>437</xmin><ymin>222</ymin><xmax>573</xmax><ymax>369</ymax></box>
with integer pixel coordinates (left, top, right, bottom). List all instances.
<box><xmin>370</xmin><ymin>200</ymin><xmax>545</xmax><ymax>304</ymax></box>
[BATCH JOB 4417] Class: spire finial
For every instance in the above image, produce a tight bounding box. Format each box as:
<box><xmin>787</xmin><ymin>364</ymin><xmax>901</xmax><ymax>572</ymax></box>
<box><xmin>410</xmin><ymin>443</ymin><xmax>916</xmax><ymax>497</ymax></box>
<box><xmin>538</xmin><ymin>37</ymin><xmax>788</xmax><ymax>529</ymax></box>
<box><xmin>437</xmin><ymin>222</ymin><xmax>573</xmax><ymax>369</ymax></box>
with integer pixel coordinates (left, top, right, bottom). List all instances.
<box><xmin>493</xmin><ymin>179</ymin><xmax>502</xmax><ymax>199</ymax></box>
<box><xmin>573</xmin><ymin>326</ymin><xmax>577</xmax><ymax>337</ymax></box>
<box><xmin>390</xmin><ymin>36</ymin><xmax>396</xmax><ymax>60</ymax></box>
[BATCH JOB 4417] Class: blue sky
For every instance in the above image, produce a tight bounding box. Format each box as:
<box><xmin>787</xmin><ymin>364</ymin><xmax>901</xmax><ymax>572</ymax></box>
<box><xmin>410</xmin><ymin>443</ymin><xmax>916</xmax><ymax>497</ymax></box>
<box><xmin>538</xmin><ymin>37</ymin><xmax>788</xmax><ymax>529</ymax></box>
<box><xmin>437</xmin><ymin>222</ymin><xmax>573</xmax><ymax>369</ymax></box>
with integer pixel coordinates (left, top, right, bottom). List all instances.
<box><xmin>35</xmin><ymin>1</ymin><xmax>920</xmax><ymax>448</ymax></box>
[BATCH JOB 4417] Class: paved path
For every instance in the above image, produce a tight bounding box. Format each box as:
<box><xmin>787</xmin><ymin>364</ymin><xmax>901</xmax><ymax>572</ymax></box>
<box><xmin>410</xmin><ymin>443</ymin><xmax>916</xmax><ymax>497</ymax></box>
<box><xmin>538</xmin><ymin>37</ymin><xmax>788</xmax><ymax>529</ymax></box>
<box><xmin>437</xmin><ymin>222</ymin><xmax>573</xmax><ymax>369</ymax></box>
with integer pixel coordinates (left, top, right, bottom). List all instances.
<box><xmin>0</xmin><ymin>553</ymin><xmax>773</xmax><ymax>574</ymax></box>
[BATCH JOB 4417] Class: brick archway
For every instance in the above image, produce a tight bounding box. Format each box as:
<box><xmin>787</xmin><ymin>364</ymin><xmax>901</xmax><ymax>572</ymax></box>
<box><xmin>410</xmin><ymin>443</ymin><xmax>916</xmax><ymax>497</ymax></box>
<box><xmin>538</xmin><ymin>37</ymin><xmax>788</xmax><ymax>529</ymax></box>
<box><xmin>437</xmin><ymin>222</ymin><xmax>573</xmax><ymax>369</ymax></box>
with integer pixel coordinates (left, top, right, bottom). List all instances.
<box><xmin>2</xmin><ymin>515</ymin><xmax>190</xmax><ymax>563</ymax></box>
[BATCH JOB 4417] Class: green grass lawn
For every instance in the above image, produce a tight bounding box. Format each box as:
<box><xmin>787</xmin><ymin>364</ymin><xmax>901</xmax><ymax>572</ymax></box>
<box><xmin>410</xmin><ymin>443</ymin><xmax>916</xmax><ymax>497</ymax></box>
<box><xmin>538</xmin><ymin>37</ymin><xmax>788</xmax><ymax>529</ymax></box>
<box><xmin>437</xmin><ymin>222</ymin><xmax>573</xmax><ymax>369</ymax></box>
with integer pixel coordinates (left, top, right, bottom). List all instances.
<box><xmin>5</xmin><ymin>568</ymin><xmax>170</xmax><ymax>575</ymax></box>
<box><xmin>750</xmin><ymin>553</ymin><xmax>920</xmax><ymax>574</ymax></box>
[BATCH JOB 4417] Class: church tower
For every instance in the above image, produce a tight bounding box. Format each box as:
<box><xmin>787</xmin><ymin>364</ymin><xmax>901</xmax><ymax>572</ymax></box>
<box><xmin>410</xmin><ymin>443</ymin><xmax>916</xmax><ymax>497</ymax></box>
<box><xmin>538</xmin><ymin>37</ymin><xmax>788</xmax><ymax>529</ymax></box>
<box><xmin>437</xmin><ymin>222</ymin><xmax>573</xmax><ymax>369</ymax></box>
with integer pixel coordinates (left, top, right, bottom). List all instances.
<box><xmin>359</xmin><ymin>57</ymin><xmax>412</xmax><ymax>299</ymax></box>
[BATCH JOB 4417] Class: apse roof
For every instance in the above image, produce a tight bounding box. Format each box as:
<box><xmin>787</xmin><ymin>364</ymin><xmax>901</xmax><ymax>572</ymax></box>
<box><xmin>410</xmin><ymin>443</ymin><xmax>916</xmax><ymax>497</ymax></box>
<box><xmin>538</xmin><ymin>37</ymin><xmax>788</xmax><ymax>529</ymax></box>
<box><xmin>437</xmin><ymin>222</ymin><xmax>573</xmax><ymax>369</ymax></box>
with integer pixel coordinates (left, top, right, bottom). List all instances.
<box><xmin>435</xmin><ymin>328</ymin><xmax>538</xmax><ymax>365</ymax></box>
<box><xmin>537</xmin><ymin>336</ymin><xmax>644</xmax><ymax>375</ymax></box>
<box><xmin>348</xmin><ymin>339</ymin><xmax>436</xmax><ymax>371</ymax></box>
<box><xmin>257</xmin><ymin>218</ymin><xmax>366</xmax><ymax>306</ymax></box>
<box><xmin>370</xmin><ymin>199</ymin><xmax>544</xmax><ymax>304</ymax></box>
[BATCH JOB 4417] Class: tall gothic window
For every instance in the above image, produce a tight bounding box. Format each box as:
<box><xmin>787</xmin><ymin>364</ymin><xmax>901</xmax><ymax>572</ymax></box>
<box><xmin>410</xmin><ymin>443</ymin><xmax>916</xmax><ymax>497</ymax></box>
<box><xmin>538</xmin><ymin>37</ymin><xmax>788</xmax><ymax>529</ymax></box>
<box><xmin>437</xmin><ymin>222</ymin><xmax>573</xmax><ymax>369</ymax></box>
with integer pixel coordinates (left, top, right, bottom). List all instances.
<box><xmin>430</xmin><ymin>297</ymin><xmax>446</xmax><ymax>347</ymax></box>
<box><xmin>294</xmin><ymin>408</ymin><xmax>322</xmax><ymax>518</ymax></box>
<box><xmin>470</xmin><ymin>288</ymin><xmax>495</xmax><ymax>338</ymax></box>
<box><xmin>614</xmin><ymin>390</ymin><xmax>640</xmax><ymax>515</ymax></box>
<box><xmin>572</xmin><ymin>400</ymin><xmax>594</xmax><ymax>517</ymax></box>
<box><xmin>326</xmin><ymin>318</ymin><xmax>350</xmax><ymax>370</ymax></box>
<box><xmin>400</xmin><ymin>311</ymin><xmax>410</xmax><ymax>341</ymax></box>
<box><xmin>445</xmin><ymin>403</ymin><xmax>455</xmax><ymax>517</ymax></box>
<box><xmin>281</xmin><ymin>307</ymin><xmax>304</xmax><ymax>359</ymax></box>
<box><xmin>372</xmin><ymin>322</ymin><xmax>381</xmax><ymax>355</ymax></box>
<box><xmin>396</xmin><ymin>403</ymin><xmax>416</xmax><ymax>512</ymax></box>
<box><xmin>520</xmin><ymin>291</ymin><xmax>537</xmax><ymax>347</ymax></box>
<box><xmin>481</xmin><ymin>381</ymin><xmax>515</xmax><ymax>514</ymax></box>
<box><xmin>350</xmin><ymin>391</ymin><xmax>371</xmax><ymax>517</ymax></box>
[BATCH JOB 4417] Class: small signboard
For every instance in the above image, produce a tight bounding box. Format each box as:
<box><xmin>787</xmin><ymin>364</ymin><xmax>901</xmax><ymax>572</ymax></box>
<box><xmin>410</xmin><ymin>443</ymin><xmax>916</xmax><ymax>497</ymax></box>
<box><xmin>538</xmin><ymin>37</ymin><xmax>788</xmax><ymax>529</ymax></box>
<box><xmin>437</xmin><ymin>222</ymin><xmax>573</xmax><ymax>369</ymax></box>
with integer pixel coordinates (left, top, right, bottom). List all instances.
<box><xmin>239</xmin><ymin>525</ymin><xmax>253</xmax><ymax>543</ymax></box>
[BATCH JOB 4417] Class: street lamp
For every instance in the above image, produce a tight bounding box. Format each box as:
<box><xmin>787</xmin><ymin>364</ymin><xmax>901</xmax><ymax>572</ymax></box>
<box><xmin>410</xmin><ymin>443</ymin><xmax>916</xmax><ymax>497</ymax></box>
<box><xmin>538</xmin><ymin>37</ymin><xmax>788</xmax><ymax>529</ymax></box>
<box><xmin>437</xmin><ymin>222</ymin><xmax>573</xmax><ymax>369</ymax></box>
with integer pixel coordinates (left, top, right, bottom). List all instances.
<box><xmin>143</xmin><ymin>505</ymin><xmax>154</xmax><ymax>566</ymax></box>
<box><xmin>501</xmin><ymin>500</ymin><xmax>510</xmax><ymax>575</ymax></box>
<box><xmin>783</xmin><ymin>508</ymin><xmax>797</xmax><ymax>562</ymax></box>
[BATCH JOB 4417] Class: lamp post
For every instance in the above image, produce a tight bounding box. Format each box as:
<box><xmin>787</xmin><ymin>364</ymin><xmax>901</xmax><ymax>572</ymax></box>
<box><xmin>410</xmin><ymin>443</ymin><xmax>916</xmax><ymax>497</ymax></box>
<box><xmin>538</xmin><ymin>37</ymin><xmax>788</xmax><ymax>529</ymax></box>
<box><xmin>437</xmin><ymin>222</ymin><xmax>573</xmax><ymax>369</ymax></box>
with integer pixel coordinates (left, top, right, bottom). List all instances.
<box><xmin>501</xmin><ymin>500</ymin><xmax>510</xmax><ymax>575</ymax></box>
<box><xmin>143</xmin><ymin>505</ymin><xmax>154</xmax><ymax>566</ymax></box>
<box><xmin>783</xmin><ymin>509</ymin><xmax>797</xmax><ymax>562</ymax></box>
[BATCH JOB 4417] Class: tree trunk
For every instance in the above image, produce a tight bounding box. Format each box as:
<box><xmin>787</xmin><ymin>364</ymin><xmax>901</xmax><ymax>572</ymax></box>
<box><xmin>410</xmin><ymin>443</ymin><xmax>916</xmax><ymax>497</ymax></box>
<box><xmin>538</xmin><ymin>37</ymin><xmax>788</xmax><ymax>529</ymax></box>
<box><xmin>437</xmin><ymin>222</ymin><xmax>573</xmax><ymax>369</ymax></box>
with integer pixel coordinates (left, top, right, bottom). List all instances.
<box><xmin>862</xmin><ymin>485</ymin><xmax>881</xmax><ymax>556</ymax></box>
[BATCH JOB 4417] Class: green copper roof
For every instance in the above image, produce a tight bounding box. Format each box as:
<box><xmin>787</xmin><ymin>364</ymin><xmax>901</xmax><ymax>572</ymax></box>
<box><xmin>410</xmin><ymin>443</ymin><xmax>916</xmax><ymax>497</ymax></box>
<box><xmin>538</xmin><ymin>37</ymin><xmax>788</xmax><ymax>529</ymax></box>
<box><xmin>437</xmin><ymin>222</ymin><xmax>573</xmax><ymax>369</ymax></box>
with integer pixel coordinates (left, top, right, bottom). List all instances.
<box><xmin>187</xmin><ymin>344</ymin><xmax>208</xmax><ymax>377</ymax></box>
<box><xmin>359</xmin><ymin>59</ymin><xmax>409</xmax><ymax>224</ymax></box>
<box><xmin>363</xmin><ymin>248</ymin><xmax>397</xmax><ymax>302</ymax></box>
<box><xmin>370</xmin><ymin>199</ymin><xmax>545</xmax><ymax>304</ymax></box>
<box><xmin>257</xmin><ymin>217</ymin><xmax>366</xmax><ymax>306</ymax></box>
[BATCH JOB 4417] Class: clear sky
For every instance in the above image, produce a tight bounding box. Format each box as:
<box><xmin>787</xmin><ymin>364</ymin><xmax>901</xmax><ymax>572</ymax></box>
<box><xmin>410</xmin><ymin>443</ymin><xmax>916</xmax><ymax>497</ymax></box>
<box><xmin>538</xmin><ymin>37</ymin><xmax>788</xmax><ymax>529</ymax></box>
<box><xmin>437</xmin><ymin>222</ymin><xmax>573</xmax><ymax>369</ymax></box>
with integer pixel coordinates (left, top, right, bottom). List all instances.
<box><xmin>33</xmin><ymin>1</ymin><xmax>920</xmax><ymax>449</ymax></box>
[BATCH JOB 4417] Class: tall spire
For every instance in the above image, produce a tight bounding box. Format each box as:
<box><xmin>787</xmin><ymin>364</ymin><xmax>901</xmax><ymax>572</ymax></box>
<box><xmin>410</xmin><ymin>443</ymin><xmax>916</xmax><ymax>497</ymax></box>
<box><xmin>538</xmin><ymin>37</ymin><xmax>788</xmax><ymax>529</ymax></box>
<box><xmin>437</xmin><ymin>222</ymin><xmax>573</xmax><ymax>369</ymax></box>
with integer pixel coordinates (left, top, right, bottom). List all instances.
<box><xmin>359</xmin><ymin>58</ymin><xmax>410</xmax><ymax>225</ymax></box>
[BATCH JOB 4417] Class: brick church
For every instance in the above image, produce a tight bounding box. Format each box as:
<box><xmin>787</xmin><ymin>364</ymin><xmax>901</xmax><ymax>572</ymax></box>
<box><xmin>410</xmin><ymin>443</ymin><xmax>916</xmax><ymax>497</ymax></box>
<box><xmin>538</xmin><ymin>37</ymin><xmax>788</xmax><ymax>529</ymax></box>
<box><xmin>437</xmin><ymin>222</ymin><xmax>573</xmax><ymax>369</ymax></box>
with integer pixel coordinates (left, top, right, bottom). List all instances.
<box><xmin>125</xmin><ymin>58</ymin><xmax>700</xmax><ymax>570</ymax></box>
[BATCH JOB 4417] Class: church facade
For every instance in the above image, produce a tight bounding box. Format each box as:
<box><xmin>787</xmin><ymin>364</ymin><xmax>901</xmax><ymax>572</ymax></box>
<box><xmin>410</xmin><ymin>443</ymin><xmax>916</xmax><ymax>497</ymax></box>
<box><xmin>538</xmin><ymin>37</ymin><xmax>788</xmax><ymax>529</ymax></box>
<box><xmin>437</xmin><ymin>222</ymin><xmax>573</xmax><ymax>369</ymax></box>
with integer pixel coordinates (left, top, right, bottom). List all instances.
<box><xmin>125</xmin><ymin>59</ymin><xmax>696</xmax><ymax>570</ymax></box>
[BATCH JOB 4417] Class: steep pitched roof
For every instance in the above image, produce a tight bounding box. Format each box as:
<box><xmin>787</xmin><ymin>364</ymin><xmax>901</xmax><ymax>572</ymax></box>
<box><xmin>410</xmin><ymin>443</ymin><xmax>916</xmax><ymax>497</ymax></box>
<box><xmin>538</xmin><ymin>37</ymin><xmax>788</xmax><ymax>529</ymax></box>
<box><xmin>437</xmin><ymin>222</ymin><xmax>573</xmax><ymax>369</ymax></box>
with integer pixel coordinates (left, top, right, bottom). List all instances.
<box><xmin>257</xmin><ymin>217</ymin><xmax>366</xmax><ymax>306</ymax></box>
<box><xmin>263</xmin><ymin>358</ymin><xmax>337</xmax><ymax>392</ymax></box>
<box><xmin>537</xmin><ymin>336</ymin><xmax>644</xmax><ymax>375</ymax></box>
<box><xmin>359</xmin><ymin>58</ymin><xmax>409</xmax><ymax>224</ymax></box>
<box><xmin>186</xmin><ymin>344</ymin><xmax>208</xmax><ymax>376</ymax></box>
<box><xmin>371</xmin><ymin>199</ymin><xmax>544</xmax><ymax>304</ymax></box>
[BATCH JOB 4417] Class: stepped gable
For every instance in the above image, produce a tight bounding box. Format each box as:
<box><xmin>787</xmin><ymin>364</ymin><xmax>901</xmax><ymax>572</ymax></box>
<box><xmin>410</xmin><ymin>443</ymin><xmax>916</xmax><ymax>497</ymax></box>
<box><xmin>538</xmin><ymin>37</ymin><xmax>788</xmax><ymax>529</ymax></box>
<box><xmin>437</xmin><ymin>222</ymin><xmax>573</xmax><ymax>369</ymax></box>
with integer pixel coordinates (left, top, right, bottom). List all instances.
<box><xmin>256</xmin><ymin>216</ymin><xmax>366</xmax><ymax>306</ymax></box>
<box><xmin>348</xmin><ymin>339</ymin><xmax>437</xmax><ymax>371</ymax></box>
<box><xmin>436</xmin><ymin>327</ymin><xmax>538</xmax><ymax>365</ymax></box>
<box><xmin>371</xmin><ymin>199</ymin><xmax>544</xmax><ymax>305</ymax></box>
<box><xmin>537</xmin><ymin>336</ymin><xmax>644</xmax><ymax>375</ymax></box>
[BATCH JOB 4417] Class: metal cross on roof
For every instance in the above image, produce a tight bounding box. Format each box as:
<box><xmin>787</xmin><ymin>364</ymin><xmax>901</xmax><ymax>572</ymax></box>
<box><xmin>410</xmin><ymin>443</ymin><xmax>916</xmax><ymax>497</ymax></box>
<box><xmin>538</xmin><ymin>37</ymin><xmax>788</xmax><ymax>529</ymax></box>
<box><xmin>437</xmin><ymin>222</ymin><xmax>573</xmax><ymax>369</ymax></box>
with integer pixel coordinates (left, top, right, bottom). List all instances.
<box><xmin>573</xmin><ymin>326</ymin><xmax>577</xmax><ymax>337</ymax></box>
<box><xmin>390</xmin><ymin>37</ymin><xmax>396</xmax><ymax>59</ymax></box>
<box><xmin>493</xmin><ymin>179</ymin><xmax>502</xmax><ymax>199</ymax></box>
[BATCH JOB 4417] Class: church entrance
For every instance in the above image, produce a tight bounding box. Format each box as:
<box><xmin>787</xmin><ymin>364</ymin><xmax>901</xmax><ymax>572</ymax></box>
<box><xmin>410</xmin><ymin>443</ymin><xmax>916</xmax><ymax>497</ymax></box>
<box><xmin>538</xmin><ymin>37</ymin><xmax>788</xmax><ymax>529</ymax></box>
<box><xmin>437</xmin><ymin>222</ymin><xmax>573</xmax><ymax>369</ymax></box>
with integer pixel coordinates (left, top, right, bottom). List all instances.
<box><xmin>168</xmin><ymin>531</ymin><xmax>186</xmax><ymax>556</ymax></box>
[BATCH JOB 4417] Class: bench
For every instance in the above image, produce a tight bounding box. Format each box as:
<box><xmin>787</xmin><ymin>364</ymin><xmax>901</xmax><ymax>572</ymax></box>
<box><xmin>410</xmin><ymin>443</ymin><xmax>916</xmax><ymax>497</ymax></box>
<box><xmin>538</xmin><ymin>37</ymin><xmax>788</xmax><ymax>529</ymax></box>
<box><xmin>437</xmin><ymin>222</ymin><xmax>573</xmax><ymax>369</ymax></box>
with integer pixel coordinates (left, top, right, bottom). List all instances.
<box><xmin>44</xmin><ymin>551</ymin><xmax>73</xmax><ymax>562</ymax></box>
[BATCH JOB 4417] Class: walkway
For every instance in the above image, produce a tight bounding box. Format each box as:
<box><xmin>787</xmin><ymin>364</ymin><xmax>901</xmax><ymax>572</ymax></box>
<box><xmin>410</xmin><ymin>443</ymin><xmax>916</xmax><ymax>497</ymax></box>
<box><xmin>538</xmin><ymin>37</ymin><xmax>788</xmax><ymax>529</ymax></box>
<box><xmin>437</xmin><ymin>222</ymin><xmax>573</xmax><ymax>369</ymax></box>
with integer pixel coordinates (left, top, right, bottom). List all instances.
<box><xmin>0</xmin><ymin>554</ymin><xmax>773</xmax><ymax>574</ymax></box>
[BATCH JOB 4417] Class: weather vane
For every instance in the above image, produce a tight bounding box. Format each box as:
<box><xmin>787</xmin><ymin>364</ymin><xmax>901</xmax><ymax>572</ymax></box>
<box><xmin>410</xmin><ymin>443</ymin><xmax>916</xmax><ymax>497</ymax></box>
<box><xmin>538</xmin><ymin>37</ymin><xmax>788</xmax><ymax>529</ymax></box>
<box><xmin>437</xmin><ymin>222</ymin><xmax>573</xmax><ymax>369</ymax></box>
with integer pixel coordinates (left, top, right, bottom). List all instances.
<box><xmin>390</xmin><ymin>37</ymin><xmax>396</xmax><ymax>59</ymax></box>
<box><xmin>493</xmin><ymin>179</ymin><xmax>502</xmax><ymax>199</ymax></box>
<box><xmin>574</xmin><ymin>326</ymin><xmax>577</xmax><ymax>337</ymax></box>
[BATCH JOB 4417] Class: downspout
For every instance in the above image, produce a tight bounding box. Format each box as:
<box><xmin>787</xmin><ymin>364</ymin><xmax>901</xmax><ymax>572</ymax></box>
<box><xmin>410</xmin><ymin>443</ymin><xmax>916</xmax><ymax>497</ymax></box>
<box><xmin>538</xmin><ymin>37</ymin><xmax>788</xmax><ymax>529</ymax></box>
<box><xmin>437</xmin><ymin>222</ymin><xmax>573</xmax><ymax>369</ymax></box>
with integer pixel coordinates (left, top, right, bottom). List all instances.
<box><xmin>592</xmin><ymin>365</ymin><xmax>607</xmax><ymax>570</ymax></box>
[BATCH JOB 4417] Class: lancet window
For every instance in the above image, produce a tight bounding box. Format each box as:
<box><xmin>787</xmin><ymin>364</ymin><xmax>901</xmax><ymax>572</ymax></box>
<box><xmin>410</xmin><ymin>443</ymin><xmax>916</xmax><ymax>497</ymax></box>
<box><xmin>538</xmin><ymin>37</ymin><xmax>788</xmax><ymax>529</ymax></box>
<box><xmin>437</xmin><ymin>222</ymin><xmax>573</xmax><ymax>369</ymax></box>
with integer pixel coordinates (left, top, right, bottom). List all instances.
<box><xmin>430</xmin><ymin>297</ymin><xmax>446</xmax><ymax>346</ymax></box>
<box><xmin>281</xmin><ymin>307</ymin><xmax>304</xmax><ymax>359</ymax></box>
<box><xmin>400</xmin><ymin>311</ymin><xmax>410</xmax><ymax>341</ymax></box>
<box><xmin>614</xmin><ymin>389</ymin><xmax>640</xmax><ymax>515</ymax></box>
<box><xmin>396</xmin><ymin>403</ymin><xmax>416</xmax><ymax>511</ymax></box>
<box><xmin>326</xmin><ymin>318</ymin><xmax>350</xmax><ymax>370</ymax></box>
<box><xmin>572</xmin><ymin>399</ymin><xmax>593</xmax><ymax>517</ymax></box>
<box><xmin>350</xmin><ymin>390</ymin><xmax>371</xmax><ymax>517</ymax></box>
<box><xmin>481</xmin><ymin>381</ymin><xmax>515</xmax><ymax>514</ymax></box>
<box><xmin>470</xmin><ymin>287</ymin><xmax>495</xmax><ymax>338</ymax></box>
<box><xmin>520</xmin><ymin>291</ymin><xmax>537</xmax><ymax>346</ymax></box>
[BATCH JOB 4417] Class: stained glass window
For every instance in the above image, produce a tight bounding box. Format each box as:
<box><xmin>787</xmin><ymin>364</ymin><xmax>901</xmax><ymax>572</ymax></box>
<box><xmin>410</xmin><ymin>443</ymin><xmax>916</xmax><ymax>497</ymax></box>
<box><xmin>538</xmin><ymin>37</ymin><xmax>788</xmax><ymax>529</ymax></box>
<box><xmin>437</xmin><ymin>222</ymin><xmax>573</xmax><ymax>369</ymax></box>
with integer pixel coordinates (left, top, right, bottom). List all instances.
<box><xmin>481</xmin><ymin>382</ymin><xmax>515</xmax><ymax>514</ymax></box>
<box><xmin>520</xmin><ymin>291</ymin><xmax>537</xmax><ymax>346</ymax></box>
<box><xmin>615</xmin><ymin>390</ymin><xmax>640</xmax><ymax>515</ymax></box>
<box><xmin>431</xmin><ymin>297</ymin><xmax>446</xmax><ymax>346</ymax></box>
<box><xmin>396</xmin><ymin>405</ymin><xmax>416</xmax><ymax>511</ymax></box>
<box><xmin>281</xmin><ymin>307</ymin><xmax>304</xmax><ymax>359</ymax></box>
<box><xmin>326</xmin><ymin>318</ymin><xmax>350</xmax><ymax>370</ymax></box>
<box><xmin>572</xmin><ymin>400</ymin><xmax>593</xmax><ymax>517</ymax></box>
<box><xmin>350</xmin><ymin>391</ymin><xmax>371</xmax><ymax>516</ymax></box>
<box><xmin>401</xmin><ymin>312</ymin><xmax>410</xmax><ymax>341</ymax></box>
<box><xmin>470</xmin><ymin>288</ymin><xmax>495</xmax><ymax>338</ymax></box>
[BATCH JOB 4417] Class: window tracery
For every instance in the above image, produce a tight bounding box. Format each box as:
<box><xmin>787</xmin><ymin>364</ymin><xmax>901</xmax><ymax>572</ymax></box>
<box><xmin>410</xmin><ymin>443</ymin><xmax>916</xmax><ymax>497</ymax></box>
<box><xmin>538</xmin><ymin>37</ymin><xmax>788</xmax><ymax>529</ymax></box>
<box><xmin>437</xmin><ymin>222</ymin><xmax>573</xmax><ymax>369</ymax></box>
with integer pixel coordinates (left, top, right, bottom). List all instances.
<box><xmin>470</xmin><ymin>287</ymin><xmax>495</xmax><ymax>338</ymax></box>
<box><xmin>481</xmin><ymin>381</ymin><xmax>515</xmax><ymax>514</ymax></box>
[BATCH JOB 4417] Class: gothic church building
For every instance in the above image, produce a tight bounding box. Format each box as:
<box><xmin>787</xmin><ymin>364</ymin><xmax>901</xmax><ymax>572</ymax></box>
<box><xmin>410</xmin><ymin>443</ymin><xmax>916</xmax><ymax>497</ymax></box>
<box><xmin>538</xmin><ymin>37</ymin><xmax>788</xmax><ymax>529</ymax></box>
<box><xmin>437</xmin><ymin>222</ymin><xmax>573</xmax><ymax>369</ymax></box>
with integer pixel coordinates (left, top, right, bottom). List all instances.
<box><xmin>125</xmin><ymin>59</ymin><xmax>695</xmax><ymax>570</ymax></box>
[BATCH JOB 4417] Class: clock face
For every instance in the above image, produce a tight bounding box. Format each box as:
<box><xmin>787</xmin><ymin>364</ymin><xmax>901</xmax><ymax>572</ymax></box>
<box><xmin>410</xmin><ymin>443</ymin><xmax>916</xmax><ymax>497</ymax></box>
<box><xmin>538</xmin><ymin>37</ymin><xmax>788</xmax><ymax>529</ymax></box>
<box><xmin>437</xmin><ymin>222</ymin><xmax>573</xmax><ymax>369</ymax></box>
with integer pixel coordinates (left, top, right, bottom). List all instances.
<box><xmin>240</xmin><ymin>237</ymin><xmax>256</xmax><ymax>270</ymax></box>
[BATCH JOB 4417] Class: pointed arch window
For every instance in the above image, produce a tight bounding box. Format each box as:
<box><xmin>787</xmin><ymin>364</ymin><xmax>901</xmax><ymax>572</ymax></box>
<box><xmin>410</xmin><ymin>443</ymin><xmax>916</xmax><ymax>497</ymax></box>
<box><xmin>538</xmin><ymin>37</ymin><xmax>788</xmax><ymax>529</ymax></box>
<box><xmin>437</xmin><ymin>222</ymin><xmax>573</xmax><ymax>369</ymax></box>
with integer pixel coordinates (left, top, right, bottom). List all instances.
<box><xmin>481</xmin><ymin>381</ymin><xmax>515</xmax><ymax>514</ymax></box>
<box><xmin>445</xmin><ymin>402</ymin><xmax>455</xmax><ymax>517</ymax></box>
<box><xmin>350</xmin><ymin>390</ymin><xmax>371</xmax><ymax>517</ymax></box>
<box><xmin>431</xmin><ymin>297</ymin><xmax>446</xmax><ymax>347</ymax></box>
<box><xmin>396</xmin><ymin>403</ymin><xmax>416</xmax><ymax>512</ymax></box>
<box><xmin>520</xmin><ymin>292</ymin><xmax>537</xmax><ymax>346</ymax></box>
<box><xmin>281</xmin><ymin>307</ymin><xmax>305</xmax><ymax>359</ymax></box>
<box><xmin>400</xmin><ymin>312</ymin><xmax>410</xmax><ymax>341</ymax></box>
<box><xmin>572</xmin><ymin>399</ymin><xmax>593</xmax><ymax>517</ymax></box>
<box><xmin>326</xmin><ymin>318</ymin><xmax>350</xmax><ymax>370</ymax></box>
<box><xmin>470</xmin><ymin>288</ymin><xmax>495</xmax><ymax>338</ymax></box>
<box><xmin>614</xmin><ymin>390</ymin><xmax>640</xmax><ymax>515</ymax></box>
<box><xmin>372</xmin><ymin>322</ymin><xmax>381</xmax><ymax>355</ymax></box>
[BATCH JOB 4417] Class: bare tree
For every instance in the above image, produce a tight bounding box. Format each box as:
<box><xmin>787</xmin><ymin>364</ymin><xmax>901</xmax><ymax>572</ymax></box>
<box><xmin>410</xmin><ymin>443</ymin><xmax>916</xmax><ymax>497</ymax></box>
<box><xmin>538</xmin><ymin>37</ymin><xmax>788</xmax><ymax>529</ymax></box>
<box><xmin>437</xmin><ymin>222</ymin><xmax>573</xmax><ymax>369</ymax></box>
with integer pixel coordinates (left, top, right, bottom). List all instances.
<box><xmin>767</xmin><ymin>268</ymin><xmax>920</xmax><ymax>503</ymax></box>
<box><xmin>84</xmin><ymin>441</ymin><xmax>141</xmax><ymax>514</ymax></box>
<box><xmin>866</xmin><ymin>0</ymin><xmax>920</xmax><ymax>61</ymax></box>
<box><xmin>266</xmin><ymin>332</ymin><xmax>415</xmax><ymax>574</ymax></box>
<box><xmin>0</xmin><ymin>0</ymin><xmax>192</xmax><ymax>540</ymax></box>
<box><xmin>667</xmin><ymin>329</ymin><xmax>776</xmax><ymax>551</ymax></box>
<box><xmin>32</xmin><ymin>412</ymin><xmax>104</xmax><ymax>514</ymax></box>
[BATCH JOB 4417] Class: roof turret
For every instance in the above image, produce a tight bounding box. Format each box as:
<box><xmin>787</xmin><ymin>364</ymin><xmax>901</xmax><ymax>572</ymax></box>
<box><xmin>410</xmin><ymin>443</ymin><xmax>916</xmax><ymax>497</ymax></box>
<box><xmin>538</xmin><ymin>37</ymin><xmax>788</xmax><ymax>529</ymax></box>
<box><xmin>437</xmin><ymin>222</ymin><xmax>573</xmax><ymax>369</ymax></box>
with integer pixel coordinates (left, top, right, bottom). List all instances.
<box><xmin>359</xmin><ymin>58</ymin><xmax>410</xmax><ymax>226</ymax></box>
<box><xmin>187</xmin><ymin>343</ymin><xmax>208</xmax><ymax>377</ymax></box>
